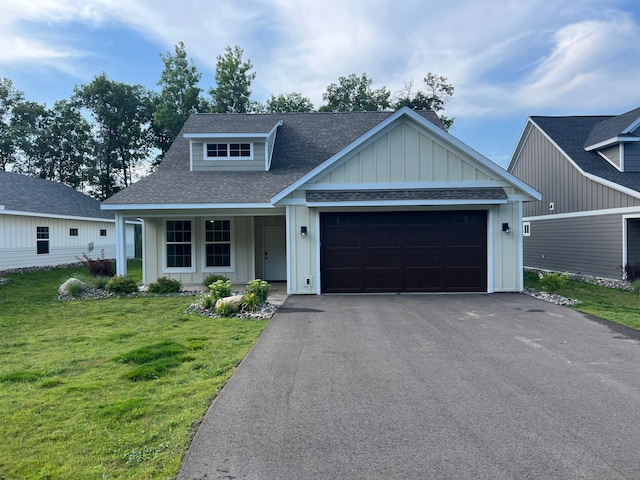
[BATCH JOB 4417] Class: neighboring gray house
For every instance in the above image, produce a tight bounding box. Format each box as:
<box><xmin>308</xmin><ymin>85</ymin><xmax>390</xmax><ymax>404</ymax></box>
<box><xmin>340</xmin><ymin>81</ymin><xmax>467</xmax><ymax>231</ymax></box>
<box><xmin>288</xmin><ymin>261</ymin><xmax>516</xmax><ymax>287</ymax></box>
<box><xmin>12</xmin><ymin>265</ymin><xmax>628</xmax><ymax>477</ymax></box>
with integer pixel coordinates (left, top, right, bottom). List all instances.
<box><xmin>507</xmin><ymin>106</ymin><xmax>640</xmax><ymax>279</ymax></box>
<box><xmin>0</xmin><ymin>172</ymin><xmax>136</xmax><ymax>271</ymax></box>
<box><xmin>102</xmin><ymin>107</ymin><xmax>539</xmax><ymax>294</ymax></box>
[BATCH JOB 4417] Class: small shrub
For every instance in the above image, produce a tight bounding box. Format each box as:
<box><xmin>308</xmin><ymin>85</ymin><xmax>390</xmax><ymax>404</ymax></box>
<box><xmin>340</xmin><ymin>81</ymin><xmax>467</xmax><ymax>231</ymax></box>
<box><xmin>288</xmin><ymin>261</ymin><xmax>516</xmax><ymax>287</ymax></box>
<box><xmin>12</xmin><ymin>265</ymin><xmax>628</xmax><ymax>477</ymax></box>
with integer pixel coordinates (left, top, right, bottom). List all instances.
<box><xmin>245</xmin><ymin>279</ymin><xmax>270</xmax><ymax>304</ymax></box>
<box><xmin>631</xmin><ymin>279</ymin><xmax>640</xmax><ymax>295</ymax></box>
<box><xmin>203</xmin><ymin>274</ymin><xmax>229</xmax><ymax>288</ymax></box>
<box><xmin>106</xmin><ymin>276</ymin><xmax>139</xmax><ymax>294</ymax></box>
<box><xmin>147</xmin><ymin>277</ymin><xmax>182</xmax><ymax>294</ymax></box>
<box><xmin>77</xmin><ymin>250</ymin><xmax>115</xmax><ymax>277</ymax></box>
<box><xmin>208</xmin><ymin>279</ymin><xmax>231</xmax><ymax>301</ymax></box>
<box><xmin>622</xmin><ymin>263</ymin><xmax>640</xmax><ymax>282</ymax></box>
<box><xmin>66</xmin><ymin>280</ymin><xmax>86</xmax><ymax>298</ymax></box>
<box><xmin>538</xmin><ymin>271</ymin><xmax>568</xmax><ymax>292</ymax></box>
<box><xmin>201</xmin><ymin>293</ymin><xmax>215</xmax><ymax>310</ymax></box>
<box><xmin>215</xmin><ymin>300</ymin><xmax>236</xmax><ymax>317</ymax></box>
<box><xmin>93</xmin><ymin>276</ymin><xmax>110</xmax><ymax>289</ymax></box>
<box><xmin>240</xmin><ymin>292</ymin><xmax>261</xmax><ymax>312</ymax></box>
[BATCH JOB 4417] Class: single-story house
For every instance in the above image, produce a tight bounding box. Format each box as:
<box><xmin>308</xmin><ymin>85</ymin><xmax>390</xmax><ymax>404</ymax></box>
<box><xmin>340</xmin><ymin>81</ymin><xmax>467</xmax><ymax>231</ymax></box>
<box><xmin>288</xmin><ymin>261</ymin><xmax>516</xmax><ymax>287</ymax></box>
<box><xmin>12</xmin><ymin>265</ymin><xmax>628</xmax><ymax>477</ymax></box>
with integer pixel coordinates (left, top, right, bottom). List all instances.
<box><xmin>102</xmin><ymin>107</ymin><xmax>540</xmax><ymax>294</ymax></box>
<box><xmin>0</xmin><ymin>171</ymin><xmax>137</xmax><ymax>272</ymax></box>
<box><xmin>507</xmin><ymin>106</ymin><xmax>640</xmax><ymax>279</ymax></box>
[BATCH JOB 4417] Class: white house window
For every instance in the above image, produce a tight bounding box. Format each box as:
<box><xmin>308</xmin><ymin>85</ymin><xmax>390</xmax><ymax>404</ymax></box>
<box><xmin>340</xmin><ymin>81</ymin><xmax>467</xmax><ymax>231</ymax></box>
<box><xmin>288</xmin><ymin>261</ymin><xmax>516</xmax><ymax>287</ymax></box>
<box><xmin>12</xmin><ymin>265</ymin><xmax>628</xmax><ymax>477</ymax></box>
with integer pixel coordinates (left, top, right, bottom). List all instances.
<box><xmin>205</xmin><ymin>219</ymin><xmax>231</xmax><ymax>268</ymax></box>
<box><xmin>70</xmin><ymin>228</ymin><xmax>78</xmax><ymax>237</ymax></box>
<box><xmin>523</xmin><ymin>222</ymin><xmax>531</xmax><ymax>237</ymax></box>
<box><xmin>166</xmin><ymin>220</ymin><xmax>192</xmax><ymax>268</ymax></box>
<box><xmin>37</xmin><ymin>226</ymin><xmax>49</xmax><ymax>254</ymax></box>
<box><xmin>205</xmin><ymin>143</ymin><xmax>252</xmax><ymax>160</ymax></box>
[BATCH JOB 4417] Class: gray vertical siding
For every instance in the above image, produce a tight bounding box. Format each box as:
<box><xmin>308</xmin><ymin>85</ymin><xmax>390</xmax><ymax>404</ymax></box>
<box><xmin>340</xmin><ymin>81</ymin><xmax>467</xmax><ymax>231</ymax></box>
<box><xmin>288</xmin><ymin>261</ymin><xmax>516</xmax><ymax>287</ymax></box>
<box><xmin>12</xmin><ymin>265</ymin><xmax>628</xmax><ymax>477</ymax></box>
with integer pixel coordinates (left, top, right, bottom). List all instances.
<box><xmin>511</xmin><ymin>127</ymin><xmax>640</xmax><ymax>217</ymax></box>
<box><xmin>524</xmin><ymin>214</ymin><xmax>623</xmax><ymax>278</ymax></box>
<box><xmin>624</xmin><ymin>142</ymin><xmax>640</xmax><ymax>172</ymax></box>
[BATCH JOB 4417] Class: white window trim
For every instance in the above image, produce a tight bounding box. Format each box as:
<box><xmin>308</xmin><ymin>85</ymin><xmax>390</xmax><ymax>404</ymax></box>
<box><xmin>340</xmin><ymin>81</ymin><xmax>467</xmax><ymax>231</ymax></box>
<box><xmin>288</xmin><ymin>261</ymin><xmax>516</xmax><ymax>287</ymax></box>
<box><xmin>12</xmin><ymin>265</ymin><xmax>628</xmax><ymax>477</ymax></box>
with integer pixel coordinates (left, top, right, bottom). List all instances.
<box><xmin>203</xmin><ymin>142</ymin><xmax>254</xmax><ymax>160</ymax></box>
<box><xmin>163</xmin><ymin>218</ymin><xmax>196</xmax><ymax>273</ymax></box>
<box><xmin>202</xmin><ymin>218</ymin><xmax>235</xmax><ymax>273</ymax></box>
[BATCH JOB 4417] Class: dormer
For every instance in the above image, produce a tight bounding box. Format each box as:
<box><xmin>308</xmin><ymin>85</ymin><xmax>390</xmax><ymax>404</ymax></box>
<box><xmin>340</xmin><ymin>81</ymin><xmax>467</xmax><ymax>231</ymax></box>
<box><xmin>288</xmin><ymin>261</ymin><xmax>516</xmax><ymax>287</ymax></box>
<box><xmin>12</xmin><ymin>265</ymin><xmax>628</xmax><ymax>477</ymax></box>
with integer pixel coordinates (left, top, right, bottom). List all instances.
<box><xmin>584</xmin><ymin>106</ymin><xmax>640</xmax><ymax>172</ymax></box>
<box><xmin>184</xmin><ymin>119</ymin><xmax>282</xmax><ymax>172</ymax></box>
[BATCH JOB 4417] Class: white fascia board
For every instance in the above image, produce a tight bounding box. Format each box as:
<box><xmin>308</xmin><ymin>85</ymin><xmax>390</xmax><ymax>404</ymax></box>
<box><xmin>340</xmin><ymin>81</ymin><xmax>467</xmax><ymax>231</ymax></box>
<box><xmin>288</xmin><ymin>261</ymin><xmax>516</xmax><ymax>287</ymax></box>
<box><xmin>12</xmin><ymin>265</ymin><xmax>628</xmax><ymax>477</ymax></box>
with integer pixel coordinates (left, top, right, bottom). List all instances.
<box><xmin>0</xmin><ymin>209</ymin><xmax>115</xmax><ymax>222</ymax></box>
<box><xmin>272</xmin><ymin>107</ymin><xmax>540</xmax><ymax>203</ymax></box>
<box><xmin>506</xmin><ymin>120</ymin><xmax>532</xmax><ymax>172</ymax></box>
<box><xmin>529</xmin><ymin>119</ymin><xmax>640</xmax><ymax>201</ymax></box>
<box><xmin>524</xmin><ymin>205</ymin><xmax>640</xmax><ymax>221</ymax></box>
<box><xmin>304</xmin><ymin>180</ymin><xmax>509</xmax><ymax>191</ymax></box>
<box><xmin>183</xmin><ymin>132</ymin><xmax>269</xmax><ymax>139</ymax></box>
<box><xmin>306</xmin><ymin>199</ymin><xmax>508</xmax><ymax>207</ymax></box>
<box><xmin>597</xmin><ymin>149</ymin><xmax>623</xmax><ymax>172</ymax></box>
<box><xmin>585</xmin><ymin>136</ymin><xmax>640</xmax><ymax>151</ymax></box>
<box><xmin>100</xmin><ymin>203</ymin><xmax>274</xmax><ymax>211</ymax></box>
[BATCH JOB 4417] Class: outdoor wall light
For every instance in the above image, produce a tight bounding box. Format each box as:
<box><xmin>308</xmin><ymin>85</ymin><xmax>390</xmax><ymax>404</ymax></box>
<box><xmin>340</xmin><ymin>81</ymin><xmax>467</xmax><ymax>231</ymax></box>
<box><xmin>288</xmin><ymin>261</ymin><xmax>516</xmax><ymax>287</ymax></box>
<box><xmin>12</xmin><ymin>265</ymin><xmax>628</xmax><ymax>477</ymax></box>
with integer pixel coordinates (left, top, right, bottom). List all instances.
<box><xmin>502</xmin><ymin>223</ymin><xmax>511</xmax><ymax>234</ymax></box>
<box><xmin>300</xmin><ymin>226</ymin><xmax>308</xmax><ymax>237</ymax></box>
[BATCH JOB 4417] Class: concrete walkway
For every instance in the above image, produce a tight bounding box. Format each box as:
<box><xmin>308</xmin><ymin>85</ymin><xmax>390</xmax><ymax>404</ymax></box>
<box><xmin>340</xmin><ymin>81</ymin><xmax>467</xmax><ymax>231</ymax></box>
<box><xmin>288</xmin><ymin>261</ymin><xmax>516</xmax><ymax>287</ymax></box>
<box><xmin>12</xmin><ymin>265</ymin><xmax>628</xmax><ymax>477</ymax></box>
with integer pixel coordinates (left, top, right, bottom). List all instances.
<box><xmin>178</xmin><ymin>293</ymin><xmax>640</xmax><ymax>479</ymax></box>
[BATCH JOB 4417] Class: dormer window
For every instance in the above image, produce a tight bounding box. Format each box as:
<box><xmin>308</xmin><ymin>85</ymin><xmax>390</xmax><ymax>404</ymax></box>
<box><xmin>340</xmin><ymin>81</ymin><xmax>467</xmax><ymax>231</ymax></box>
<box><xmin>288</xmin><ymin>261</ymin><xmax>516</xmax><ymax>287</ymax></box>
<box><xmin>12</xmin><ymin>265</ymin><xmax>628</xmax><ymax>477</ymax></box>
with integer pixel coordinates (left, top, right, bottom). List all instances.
<box><xmin>205</xmin><ymin>142</ymin><xmax>253</xmax><ymax>160</ymax></box>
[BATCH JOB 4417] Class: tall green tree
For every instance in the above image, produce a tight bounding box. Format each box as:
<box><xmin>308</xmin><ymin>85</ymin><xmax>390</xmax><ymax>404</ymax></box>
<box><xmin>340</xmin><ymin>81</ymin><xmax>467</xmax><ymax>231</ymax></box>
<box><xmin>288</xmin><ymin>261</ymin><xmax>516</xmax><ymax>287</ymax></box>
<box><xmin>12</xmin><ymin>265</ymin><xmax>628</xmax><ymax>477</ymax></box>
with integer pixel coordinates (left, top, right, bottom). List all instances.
<box><xmin>11</xmin><ymin>100</ymin><xmax>50</xmax><ymax>174</ymax></box>
<box><xmin>319</xmin><ymin>73</ymin><xmax>391</xmax><ymax>112</ymax></box>
<box><xmin>393</xmin><ymin>73</ymin><xmax>455</xmax><ymax>130</ymax></box>
<box><xmin>0</xmin><ymin>78</ymin><xmax>25</xmax><ymax>171</ymax></box>
<box><xmin>264</xmin><ymin>92</ymin><xmax>315</xmax><ymax>113</ymax></box>
<box><xmin>153</xmin><ymin>41</ymin><xmax>203</xmax><ymax>156</ymax></box>
<box><xmin>75</xmin><ymin>73</ymin><xmax>154</xmax><ymax>199</ymax></box>
<box><xmin>208</xmin><ymin>45</ymin><xmax>256</xmax><ymax>113</ymax></box>
<box><xmin>39</xmin><ymin>100</ymin><xmax>92</xmax><ymax>189</ymax></box>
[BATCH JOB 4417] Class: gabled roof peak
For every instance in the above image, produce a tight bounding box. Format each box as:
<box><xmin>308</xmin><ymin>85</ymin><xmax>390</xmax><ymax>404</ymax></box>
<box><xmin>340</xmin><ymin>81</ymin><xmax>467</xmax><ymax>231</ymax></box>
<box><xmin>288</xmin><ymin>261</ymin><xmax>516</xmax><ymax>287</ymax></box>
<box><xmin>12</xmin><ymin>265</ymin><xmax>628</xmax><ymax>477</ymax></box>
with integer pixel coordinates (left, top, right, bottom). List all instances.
<box><xmin>584</xmin><ymin>105</ymin><xmax>640</xmax><ymax>150</ymax></box>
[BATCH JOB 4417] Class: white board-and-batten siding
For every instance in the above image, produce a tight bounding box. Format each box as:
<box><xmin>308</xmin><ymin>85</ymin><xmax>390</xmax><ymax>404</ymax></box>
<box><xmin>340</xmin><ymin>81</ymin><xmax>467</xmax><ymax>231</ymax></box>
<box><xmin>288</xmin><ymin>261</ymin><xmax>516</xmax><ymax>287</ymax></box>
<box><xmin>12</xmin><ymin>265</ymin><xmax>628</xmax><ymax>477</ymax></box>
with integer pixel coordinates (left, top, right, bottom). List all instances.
<box><xmin>312</xmin><ymin>121</ymin><xmax>493</xmax><ymax>184</ymax></box>
<box><xmin>0</xmin><ymin>215</ymin><xmax>134</xmax><ymax>271</ymax></box>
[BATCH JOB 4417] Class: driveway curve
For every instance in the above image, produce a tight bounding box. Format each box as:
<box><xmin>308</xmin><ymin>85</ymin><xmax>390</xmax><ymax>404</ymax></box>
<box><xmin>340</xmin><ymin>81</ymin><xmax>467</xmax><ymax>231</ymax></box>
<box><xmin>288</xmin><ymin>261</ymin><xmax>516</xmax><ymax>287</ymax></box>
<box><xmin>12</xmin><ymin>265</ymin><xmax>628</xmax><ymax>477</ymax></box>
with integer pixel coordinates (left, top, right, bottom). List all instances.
<box><xmin>178</xmin><ymin>293</ymin><xmax>640</xmax><ymax>480</ymax></box>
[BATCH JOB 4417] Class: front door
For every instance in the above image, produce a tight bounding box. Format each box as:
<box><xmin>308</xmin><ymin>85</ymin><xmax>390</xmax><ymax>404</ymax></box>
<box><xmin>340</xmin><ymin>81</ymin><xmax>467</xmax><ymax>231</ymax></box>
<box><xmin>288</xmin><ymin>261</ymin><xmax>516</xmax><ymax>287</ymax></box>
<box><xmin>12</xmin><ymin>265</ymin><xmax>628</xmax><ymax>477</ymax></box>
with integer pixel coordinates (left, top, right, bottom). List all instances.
<box><xmin>263</xmin><ymin>226</ymin><xmax>286</xmax><ymax>281</ymax></box>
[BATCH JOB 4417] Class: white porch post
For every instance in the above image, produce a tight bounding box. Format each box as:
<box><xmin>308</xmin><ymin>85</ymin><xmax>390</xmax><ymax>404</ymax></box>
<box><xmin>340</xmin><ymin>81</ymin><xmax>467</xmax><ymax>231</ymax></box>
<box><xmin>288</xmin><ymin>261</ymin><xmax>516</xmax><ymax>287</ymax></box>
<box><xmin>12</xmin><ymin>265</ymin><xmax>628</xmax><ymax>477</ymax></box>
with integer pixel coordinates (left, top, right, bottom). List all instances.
<box><xmin>115</xmin><ymin>211</ymin><xmax>127</xmax><ymax>276</ymax></box>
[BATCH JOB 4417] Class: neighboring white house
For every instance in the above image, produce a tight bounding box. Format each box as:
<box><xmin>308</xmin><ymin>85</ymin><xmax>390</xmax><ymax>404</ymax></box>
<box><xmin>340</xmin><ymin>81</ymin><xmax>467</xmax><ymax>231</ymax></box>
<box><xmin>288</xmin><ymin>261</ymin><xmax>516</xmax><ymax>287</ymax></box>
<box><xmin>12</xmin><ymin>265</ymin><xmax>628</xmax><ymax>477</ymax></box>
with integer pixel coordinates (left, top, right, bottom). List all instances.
<box><xmin>102</xmin><ymin>108</ymin><xmax>540</xmax><ymax>294</ymax></box>
<box><xmin>0</xmin><ymin>172</ymin><xmax>137</xmax><ymax>272</ymax></box>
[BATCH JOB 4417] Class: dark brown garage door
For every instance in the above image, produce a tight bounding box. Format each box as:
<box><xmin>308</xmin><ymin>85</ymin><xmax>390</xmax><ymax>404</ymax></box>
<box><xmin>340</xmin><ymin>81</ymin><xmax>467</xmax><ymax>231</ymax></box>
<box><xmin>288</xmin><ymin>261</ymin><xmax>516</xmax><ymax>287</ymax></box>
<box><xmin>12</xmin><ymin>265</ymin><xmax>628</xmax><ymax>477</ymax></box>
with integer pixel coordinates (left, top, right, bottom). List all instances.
<box><xmin>320</xmin><ymin>211</ymin><xmax>487</xmax><ymax>293</ymax></box>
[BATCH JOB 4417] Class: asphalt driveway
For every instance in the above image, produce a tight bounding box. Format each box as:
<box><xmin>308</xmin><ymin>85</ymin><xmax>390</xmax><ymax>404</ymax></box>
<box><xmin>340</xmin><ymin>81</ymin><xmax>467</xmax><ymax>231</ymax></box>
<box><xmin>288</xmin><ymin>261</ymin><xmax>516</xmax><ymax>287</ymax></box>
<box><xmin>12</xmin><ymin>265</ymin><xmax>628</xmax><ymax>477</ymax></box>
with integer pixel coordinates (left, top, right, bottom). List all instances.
<box><xmin>178</xmin><ymin>293</ymin><xmax>640</xmax><ymax>480</ymax></box>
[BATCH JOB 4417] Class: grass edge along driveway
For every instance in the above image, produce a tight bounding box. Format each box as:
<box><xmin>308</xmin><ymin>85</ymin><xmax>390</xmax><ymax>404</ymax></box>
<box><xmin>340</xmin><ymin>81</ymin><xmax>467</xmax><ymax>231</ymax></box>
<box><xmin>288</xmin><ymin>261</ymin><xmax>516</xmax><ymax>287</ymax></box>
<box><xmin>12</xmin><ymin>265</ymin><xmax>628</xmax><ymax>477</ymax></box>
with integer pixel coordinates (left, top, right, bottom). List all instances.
<box><xmin>0</xmin><ymin>262</ymin><xmax>268</xmax><ymax>479</ymax></box>
<box><xmin>524</xmin><ymin>271</ymin><xmax>640</xmax><ymax>331</ymax></box>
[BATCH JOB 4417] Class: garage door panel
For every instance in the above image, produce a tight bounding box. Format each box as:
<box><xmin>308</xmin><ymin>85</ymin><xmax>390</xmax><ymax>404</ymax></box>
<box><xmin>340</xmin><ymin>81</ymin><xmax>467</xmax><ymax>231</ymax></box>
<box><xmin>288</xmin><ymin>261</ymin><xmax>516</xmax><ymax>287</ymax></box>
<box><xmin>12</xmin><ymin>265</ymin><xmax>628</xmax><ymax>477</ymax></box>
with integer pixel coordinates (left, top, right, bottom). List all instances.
<box><xmin>321</xmin><ymin>211</ymin><xmax>487</xmax><ymax>293</ymax></box>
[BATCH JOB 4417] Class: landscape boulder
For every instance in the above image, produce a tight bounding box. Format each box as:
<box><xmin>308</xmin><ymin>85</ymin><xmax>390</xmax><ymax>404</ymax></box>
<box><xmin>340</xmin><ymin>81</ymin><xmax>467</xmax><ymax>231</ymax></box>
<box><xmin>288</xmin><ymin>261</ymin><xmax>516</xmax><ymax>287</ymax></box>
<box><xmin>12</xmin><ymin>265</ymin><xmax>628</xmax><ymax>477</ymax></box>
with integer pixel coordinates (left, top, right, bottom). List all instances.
<box><xmin>58</xmin><ymin>278</ymin><xmax>89</xmax><ymax>296</ymax></box>
<box><xmin>215</xmin><ymin>294</ymin><xmax>244</xmax><ymax>312</ymax></box>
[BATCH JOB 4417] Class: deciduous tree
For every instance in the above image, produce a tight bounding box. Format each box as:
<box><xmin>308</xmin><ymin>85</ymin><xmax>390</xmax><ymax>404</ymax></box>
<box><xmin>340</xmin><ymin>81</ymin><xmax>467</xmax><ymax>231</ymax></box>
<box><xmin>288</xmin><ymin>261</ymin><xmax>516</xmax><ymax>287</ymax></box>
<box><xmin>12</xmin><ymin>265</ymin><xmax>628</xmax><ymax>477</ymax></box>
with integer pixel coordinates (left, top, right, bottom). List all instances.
<box><xmin>153</xmin><ymin>42</ymin><xmax>203</xmax><ymax>156</ymax></box>
<box><xmin>393</xmin><ymin>73</ymin><xmax>455</xmax><ymax>130</ymax></box>
<box><xmin>75</xmin><ymin>73</ymin><xmax>154</xmax><ymax>199</ymax></box>
<box><xmin>208</xmin><ymin>45</ymin><xmax>256</xmax><ymax>113</ymax></box>
<box><xmin>0</xmin><ymin>78</ymin><xmax>25</xmax><ymax>171</ymax></box>
<box><xmin>264</xmin><ymin>92</ymin><xmax>315</xmax><ymax>113</ymax></box>
<box><xmin>319</xmin><ymin>73</ymin><xmax>390</xmax><ymax>112</ymax></box>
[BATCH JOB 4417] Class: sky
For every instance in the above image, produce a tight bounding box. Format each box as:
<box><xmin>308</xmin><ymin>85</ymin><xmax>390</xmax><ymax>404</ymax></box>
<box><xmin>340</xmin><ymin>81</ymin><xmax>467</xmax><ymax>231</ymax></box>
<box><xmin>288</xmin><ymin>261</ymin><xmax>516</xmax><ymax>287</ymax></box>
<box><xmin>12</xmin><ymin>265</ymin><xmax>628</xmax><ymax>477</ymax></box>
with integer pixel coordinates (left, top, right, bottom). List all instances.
<box><xmin>1</xmin><ymin>0</ymin><xmax>639</xmax><ymax>168</ymax></box>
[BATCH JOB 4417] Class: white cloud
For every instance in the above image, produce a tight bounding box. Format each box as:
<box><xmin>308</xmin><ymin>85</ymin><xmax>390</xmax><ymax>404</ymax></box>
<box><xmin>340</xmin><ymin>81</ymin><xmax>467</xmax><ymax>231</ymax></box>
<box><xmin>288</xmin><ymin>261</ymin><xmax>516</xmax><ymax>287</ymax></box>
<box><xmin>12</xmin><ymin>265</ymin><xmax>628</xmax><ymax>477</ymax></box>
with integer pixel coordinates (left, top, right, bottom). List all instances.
<box><xmin>0</xmin><ymin>0</ymin><xmax>638</xmax><ymax>117</ymax></box>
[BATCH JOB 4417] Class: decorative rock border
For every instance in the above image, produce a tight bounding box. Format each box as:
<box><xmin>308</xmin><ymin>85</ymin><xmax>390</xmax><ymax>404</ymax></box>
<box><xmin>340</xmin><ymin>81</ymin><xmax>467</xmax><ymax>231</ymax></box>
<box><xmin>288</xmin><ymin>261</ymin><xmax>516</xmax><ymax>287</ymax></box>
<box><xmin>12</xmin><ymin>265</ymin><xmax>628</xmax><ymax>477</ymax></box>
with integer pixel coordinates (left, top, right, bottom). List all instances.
<box><xmin>523</xmin><ymin>268</ymin><xmax>632</xmax><ymax>306</ymax></box>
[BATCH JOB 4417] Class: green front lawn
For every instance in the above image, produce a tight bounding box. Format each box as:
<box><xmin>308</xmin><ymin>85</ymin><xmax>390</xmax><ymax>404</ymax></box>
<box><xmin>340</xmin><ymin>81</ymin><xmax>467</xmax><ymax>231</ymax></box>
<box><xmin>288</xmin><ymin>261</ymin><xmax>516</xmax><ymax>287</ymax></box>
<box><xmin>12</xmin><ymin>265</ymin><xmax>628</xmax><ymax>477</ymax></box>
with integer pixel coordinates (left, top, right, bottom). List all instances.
<box><xmin>524</xmin><ymin>271</ymin><xmax>640</xmax><ymax>330</ymax></box>
<box><xmin>0</xmin><ymin>261</ymin><xmax>268</xmax><ymax>479</ymax></box>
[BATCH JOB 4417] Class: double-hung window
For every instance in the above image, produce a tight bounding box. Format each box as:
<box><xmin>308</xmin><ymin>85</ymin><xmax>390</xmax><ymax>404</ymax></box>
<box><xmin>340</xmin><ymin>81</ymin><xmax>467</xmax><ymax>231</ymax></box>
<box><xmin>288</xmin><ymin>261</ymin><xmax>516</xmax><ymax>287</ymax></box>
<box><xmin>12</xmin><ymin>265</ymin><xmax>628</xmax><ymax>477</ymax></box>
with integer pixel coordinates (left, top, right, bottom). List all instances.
<box><xmin>37</xmin><ymin>226</ymin><xmax>49</xmax><ymax>254</ymax></box>
<box><xmin>205</xmin><ymin>219</ymin><xmax>231</xmax><ymax>268</ymax></box>
<box><xmin>166</xmin><ymin>220</ymin><xmax>192</xmax><ymax>268</ymax></box>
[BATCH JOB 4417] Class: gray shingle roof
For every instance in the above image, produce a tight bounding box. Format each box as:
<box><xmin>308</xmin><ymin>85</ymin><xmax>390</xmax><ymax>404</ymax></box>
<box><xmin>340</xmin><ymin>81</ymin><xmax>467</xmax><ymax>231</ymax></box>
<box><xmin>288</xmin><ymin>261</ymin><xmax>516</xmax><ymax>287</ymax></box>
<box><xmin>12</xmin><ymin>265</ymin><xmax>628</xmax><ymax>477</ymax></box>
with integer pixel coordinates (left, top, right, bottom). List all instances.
<box><xmin>531</xmin><ymin>111</ymin><xmax>640</xmax><ymax>193</ymax></box>
<box><xmin>103</xmin><ymin>110</ymin><xmax>445</xmax><ymax>206</ymax></box>
<box><xmin>584</xmin><ymin>106</ymin><xmax>640</xmax><ymax>148</ymax></box>
<box><xmin>0</xmin><ymin>171</ymin><xmax>114</xmax><ymax>219</ymax></box>
<box><xmin>306</xmin><ymin>188</ymin><xmax>507</xmax><ymax>203</ymax></box>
